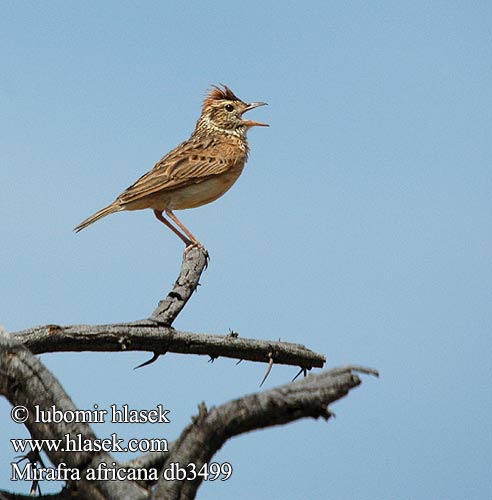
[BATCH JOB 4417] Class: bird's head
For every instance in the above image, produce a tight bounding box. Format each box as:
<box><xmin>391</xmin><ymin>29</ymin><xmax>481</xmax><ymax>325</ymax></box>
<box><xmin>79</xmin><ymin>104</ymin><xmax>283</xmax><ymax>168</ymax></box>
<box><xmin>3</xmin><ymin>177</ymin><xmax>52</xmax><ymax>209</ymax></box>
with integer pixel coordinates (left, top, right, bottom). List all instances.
<box><xmin>196</xmin><ymin>85</ymin><xmax>268</xmax><ymax>138</ymax></box>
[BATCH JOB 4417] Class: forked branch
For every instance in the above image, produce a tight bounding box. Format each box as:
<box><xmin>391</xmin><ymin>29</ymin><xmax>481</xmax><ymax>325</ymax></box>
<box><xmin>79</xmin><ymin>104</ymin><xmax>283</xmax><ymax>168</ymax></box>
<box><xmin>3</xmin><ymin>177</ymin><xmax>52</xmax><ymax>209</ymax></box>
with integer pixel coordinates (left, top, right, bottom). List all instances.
<box><xmin>11</xmin><ymin>248</ymin><xmax>326</xmax><ymax>371</ymax></box>
<box><xmin>0</xmin><ymin>247</ymin><xmax>377</xmax><ymax>500</ymax></box>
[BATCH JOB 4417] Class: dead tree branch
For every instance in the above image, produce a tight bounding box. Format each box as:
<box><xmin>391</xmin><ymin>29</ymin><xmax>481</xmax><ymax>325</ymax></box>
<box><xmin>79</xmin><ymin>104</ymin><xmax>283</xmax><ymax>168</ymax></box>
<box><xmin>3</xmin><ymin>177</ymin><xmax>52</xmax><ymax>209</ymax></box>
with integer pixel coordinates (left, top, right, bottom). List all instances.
<box><xmin>154</xmin><ymin>366</ymin><xmax>379</xmax><ymax>499</ymax></box>
<box><xmin>150</xmin><ymin>247</ymin><xmax>209</xmax><ymax>325</ymax></box>
<box><xmin>124</xmin><ymin>365</ymin><xmax>378</xmax><ymax>500</ymax></box>
<box><xmin>12</xmin><ymin>324</ymin><xmax>325</xmax><ymax>370</ymax></box>
<box><xmin>1</xmin><ymin>247</ymin><xmax>377</xmax><ymax>499</ymax></box>
<box><xmin>10</xmin><ymin>247</ymin><xmax>325</xmax><ymax>371</ymax></box>
<box><xmin>1</xmin><ymin>327</ymin><xmax>376</xmax><ymax>499</ymax></box>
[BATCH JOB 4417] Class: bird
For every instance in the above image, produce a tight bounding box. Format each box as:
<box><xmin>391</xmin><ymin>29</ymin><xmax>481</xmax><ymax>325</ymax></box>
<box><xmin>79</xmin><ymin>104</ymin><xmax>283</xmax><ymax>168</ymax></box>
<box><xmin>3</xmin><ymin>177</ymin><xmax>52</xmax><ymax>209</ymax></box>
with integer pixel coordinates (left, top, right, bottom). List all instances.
<box><xmin>74</xmin><ymin>85</ymin><xmax>267</xmax><ymax>249</ymax></box>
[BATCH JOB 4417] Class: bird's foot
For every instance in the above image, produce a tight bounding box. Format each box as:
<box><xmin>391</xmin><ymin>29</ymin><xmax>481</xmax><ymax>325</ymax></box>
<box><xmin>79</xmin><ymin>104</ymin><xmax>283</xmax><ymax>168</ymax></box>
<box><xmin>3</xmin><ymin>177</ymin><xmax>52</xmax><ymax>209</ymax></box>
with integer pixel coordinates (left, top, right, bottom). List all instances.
<box><xmin>184</xmin><ymin>241</ymin><xmax>209</xmax><ymax>264</ymax></box>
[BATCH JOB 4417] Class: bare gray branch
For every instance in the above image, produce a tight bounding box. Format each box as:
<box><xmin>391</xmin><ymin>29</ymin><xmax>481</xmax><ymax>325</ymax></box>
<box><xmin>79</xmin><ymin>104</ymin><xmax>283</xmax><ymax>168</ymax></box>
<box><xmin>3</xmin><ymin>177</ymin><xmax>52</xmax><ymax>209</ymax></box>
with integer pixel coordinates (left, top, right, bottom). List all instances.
<box><xmin>12</xmin><ymin>324</ymin><xmax>325</xmax><ymax>369</ymax></box>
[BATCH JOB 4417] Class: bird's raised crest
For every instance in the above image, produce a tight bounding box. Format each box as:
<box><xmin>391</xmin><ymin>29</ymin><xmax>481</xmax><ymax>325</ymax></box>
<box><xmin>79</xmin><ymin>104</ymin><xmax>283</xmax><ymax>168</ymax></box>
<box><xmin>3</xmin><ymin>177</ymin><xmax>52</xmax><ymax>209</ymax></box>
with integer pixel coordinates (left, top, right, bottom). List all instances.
<box><xmin>203</xmin><ymin>84</ymin><xmax>243</xmax><ymax>108</ymax></box>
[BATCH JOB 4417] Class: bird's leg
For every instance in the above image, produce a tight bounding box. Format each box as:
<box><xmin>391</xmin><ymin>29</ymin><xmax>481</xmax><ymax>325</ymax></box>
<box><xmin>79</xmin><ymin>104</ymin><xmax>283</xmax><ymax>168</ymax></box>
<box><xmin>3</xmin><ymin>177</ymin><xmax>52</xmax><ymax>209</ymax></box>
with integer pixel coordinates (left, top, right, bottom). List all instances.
<box><xmin>153</xmin><ymin>210</ymin><xmax>193</xmax><ymax>247</ymax></box>
<box><xmin>166</xmin><ymin>210</ymin><xmax>205</xmax><ymax>250</ymax></box>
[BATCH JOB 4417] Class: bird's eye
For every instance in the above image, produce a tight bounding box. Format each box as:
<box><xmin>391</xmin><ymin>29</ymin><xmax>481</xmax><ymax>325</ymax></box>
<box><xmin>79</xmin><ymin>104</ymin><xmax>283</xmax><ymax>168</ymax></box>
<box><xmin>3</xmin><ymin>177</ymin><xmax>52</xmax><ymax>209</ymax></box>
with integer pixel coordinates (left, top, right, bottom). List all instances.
<box><xmin>224</xmin><ymin>104</ymin><xmax>234</xmax><ymax>112</ymax></box>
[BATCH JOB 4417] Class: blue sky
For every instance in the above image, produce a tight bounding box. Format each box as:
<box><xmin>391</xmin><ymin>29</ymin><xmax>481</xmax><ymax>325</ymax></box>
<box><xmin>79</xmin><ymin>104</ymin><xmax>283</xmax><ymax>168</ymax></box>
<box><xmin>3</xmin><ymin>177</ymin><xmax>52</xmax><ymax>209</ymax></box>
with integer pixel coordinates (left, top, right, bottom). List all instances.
<box><xmin>1</xmin><ymin>1</ymin><xmax>491</xmax><ymax>498</ymax></box>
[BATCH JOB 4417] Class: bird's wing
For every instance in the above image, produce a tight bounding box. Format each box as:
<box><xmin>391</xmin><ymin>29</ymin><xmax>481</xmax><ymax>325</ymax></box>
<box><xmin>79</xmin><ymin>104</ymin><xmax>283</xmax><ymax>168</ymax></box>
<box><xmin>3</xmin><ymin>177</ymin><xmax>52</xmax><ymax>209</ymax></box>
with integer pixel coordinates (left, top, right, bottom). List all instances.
<box><xmin>118</xmin><ymin>137</ymin><xmax>240</xmax><ymax>204</ymax></box>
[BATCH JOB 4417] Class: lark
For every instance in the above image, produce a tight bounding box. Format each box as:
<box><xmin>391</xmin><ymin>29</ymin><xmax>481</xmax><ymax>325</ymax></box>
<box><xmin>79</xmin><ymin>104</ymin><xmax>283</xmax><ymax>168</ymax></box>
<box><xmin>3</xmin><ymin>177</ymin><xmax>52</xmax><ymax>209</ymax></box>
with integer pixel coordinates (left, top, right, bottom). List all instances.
<box><xmin>74</xmin><ymin>85</ymin><xmax>267</xmax><ymax>248</ymax></box>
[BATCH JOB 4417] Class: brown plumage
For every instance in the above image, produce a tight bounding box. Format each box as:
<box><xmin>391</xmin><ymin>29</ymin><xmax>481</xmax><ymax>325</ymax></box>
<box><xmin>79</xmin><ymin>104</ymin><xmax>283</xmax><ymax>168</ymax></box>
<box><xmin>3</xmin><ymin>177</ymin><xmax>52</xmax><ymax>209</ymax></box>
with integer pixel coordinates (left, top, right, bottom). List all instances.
<box><xmin>74</xmin><ymin>85</ymin><xmax>267</xmax><ymax>248</ymax></box>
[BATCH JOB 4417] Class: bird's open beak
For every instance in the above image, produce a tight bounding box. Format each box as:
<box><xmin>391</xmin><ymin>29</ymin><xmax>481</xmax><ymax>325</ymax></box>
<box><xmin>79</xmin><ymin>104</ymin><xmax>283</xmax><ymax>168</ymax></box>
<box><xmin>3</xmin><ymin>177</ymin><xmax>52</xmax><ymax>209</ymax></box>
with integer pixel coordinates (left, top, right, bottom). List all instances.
<box><xmin>242</xmin><ymin>102</ymin><xmax>268</xmax><ymax>127</ymax></box>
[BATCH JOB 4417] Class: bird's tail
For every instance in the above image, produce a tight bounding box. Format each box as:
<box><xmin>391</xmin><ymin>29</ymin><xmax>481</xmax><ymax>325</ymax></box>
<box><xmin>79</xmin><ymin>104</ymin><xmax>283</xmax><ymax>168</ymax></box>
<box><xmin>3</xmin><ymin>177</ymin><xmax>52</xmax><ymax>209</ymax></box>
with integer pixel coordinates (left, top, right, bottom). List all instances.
<box><xmin>74</xmin><ymin>202</ymin><xmax>120</xmax><ymax>232</ymax></box>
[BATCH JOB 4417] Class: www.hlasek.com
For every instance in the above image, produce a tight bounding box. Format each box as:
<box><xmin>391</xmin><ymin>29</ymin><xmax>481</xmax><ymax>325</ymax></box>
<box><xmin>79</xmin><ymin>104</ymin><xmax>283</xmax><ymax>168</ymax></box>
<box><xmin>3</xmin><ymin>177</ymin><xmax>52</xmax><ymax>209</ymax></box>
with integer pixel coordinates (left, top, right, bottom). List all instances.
<box><xmin>10</xmin><ymin>403</ymin><xmax>233</xmax><ymax>482</ymax></box>
<box><xmin>11</xmin><ymin>432</ymin><xmax>169</xmax><ymax>454</ymax></box>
